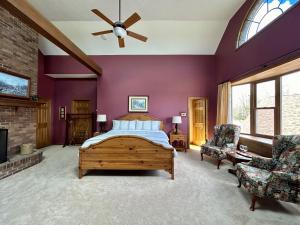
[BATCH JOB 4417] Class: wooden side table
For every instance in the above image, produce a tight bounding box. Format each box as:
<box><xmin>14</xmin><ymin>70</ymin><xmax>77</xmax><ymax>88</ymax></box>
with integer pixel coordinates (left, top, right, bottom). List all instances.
<box><xmin>169</xmin><ymin>133</ymin><xmax>187</xmax><ymax>152</ymax></box>
<box><xmin>226</xmin><ymin>150</ymin><xmax>257</xmax><ymax>175</ymax></box>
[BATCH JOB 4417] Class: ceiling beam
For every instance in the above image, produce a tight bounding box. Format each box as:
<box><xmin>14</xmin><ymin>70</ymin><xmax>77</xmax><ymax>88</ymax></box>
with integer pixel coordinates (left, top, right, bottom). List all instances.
<box><xmin>0</xmin><ymin>0</ymin><xmax>102</xmax><ymax>76</ymax></box>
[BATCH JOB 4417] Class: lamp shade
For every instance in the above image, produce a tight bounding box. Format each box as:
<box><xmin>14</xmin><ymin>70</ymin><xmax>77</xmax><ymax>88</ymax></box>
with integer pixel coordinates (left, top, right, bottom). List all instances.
<box><xmin>172</xmin><ymin>116</ymin><xmax>182</xmax><ymax>124</ymax></box>
<box><xmin>97</xmin><ymin>114</ymin><xmax>107</xmax><ymax>122</ymax></box>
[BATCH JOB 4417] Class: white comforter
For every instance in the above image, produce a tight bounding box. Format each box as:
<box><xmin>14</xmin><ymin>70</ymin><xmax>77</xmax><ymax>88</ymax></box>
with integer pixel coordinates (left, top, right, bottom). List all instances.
<box><xmin>82</xmin><ymin>130</ymin><xmax>175</xmax><ymax>153</ymax></box>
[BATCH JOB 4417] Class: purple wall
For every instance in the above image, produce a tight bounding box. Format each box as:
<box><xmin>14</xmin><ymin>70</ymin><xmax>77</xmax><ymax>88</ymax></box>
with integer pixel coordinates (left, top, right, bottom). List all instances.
<box><xmin>44</xmin><ymin>55</ymin><xmax>217</xmax><ymax>141</ymax></box>
<box><xmin>216</xmin><ymin>0</ymin><xmax>300</xmax><ymax>83</ymax></box>
<box><xmin>38</xmin><ymin>51</ymin><xmax>55</xmax><ymax>100</ymax></box>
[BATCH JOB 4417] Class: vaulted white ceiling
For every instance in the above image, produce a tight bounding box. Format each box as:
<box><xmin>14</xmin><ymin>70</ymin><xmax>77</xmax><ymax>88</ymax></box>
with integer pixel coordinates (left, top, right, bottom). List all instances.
<box><xmin>28</xmin><ymin>0</ymin><xmax>245</xmax><ymax>55</ymax></box>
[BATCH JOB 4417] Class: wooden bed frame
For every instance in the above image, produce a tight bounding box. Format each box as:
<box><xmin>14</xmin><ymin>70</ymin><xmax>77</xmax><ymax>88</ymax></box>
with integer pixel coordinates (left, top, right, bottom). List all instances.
<box><xmin>79</xmin><ymin>113</ymin><xmax>174</xmax><ymax>179</ymax></box>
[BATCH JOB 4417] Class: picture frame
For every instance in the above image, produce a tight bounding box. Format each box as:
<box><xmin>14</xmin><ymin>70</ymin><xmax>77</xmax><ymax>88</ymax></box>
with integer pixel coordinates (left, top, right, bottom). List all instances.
<box><xmin>0</xmin><ymin>69</ymin><xmax>31</xmax><ymax>99</ymax></box>
<box><xmin>128</xmin><ymin>96</ymin><xmax>149</xmax><ymax>112</ymax></box>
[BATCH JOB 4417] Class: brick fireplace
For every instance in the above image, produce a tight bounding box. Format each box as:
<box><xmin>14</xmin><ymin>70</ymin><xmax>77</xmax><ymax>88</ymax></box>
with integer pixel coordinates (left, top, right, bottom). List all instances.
<box><xmin>0</xmin><ymin>5</ymin><xmax>38</xmax><ymax>152</ymax></box>
<box><xmin>0</xmin><ymin>6</ymin><xmax>42</xmax><ymax>179</ymax></box>
<box><xmin>0</xmin><ymin>106</ymin><xmax>37</xmax><ymax>155</ymax></box>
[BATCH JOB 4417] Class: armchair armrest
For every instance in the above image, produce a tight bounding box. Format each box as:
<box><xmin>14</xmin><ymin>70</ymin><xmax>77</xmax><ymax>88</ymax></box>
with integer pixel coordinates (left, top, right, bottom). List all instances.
<box><xmin>269</xmin><ymin>171</ymin><xmax>300</xmax><ymax>183</ymax></box>
<box><xmin>248</xmin><ymin>156</ymin><xmax>274</xmax><ymax>170</ymax></box>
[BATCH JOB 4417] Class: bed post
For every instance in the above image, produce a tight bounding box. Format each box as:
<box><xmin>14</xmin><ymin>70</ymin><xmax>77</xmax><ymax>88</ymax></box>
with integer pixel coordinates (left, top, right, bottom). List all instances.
<box><xmin>78</xmin><ymin>149</ymin><xmax>87</xmax><ymax>179</ymax></box>
<box><xmin>79</xmin><ymin>168</ymin><xmax>87</xmax><ymax>179</ymax></box>
<box><xmin>171</xmin><ymin>156</ymin><xmax>174</xmax><ymax>180</ymax></box>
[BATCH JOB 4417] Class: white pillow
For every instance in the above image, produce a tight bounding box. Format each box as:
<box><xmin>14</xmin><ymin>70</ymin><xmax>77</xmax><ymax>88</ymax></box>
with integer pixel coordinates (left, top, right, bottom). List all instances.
<box><xmin>142</xmin><ymin>121</ymin><xmax>152</xmax><ymax>130</ymax></box>
<box><xmin>120</xmin><ymin>120</ymin><xmax>129</xmax><ymax>130</ymax></box>
<box><xmin>136</xmin><ymin>120</ymin><xmax>143</xmax><ymax>130</ymax></box>
<box><xmin>151</xmin><ymin>121</ymin><xmax>161</xmax><ymax>131</ymax></box>
<box><xmin>112</xmin><ymin>120</ymin><xmax>121</xmax><ymax>130</ymax></box>
<box><xmin>128</xmin><ymin>120</ymin><xmax>136</xmax><ymax>130</ymax></box>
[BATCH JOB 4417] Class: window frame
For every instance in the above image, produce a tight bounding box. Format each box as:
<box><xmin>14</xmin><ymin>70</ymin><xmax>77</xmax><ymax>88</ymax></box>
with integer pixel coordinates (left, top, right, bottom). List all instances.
<box><xmin>231</xmin><ymin>83</ymin><xmax>252</xmax><ymax>135</ymax></box>
<box><xmin>232</xmin><ymin>77</ymin><xmax>282</xmax><ymax>139</ymax></box>
<box><xmin>236</xmin><ymin>0</ymin><xmax>300</xmax><ymax>49</ymax></box>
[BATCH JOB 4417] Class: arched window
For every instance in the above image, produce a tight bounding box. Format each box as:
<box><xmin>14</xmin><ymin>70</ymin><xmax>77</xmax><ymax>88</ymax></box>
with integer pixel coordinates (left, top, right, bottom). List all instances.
<box><xmin>237</xmin><ymin>0</ymin><xmax>299</xmax><ymax>47</ymax></box>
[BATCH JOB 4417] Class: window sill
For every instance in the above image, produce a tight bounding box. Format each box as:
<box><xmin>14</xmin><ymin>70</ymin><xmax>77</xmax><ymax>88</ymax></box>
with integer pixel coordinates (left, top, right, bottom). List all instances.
<box><xmin>240</xmin><ymin>134</ymin><xmax>273</xmax><ymax>146</ymax></box>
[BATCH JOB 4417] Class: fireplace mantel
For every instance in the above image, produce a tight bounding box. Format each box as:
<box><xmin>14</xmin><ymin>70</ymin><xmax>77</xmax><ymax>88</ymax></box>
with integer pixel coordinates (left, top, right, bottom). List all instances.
<box><xmin>0</xmin><ymin>97</ymin><xmax>41</xmax><ymax>108</ymax></box>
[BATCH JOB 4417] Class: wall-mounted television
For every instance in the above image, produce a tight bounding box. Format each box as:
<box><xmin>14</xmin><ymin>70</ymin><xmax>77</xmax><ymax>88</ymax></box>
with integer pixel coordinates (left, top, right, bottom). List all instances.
<box><xmin>0</xmin><ymin>69</ymin><xmax>30</xmax><ymax>98</ymax></box>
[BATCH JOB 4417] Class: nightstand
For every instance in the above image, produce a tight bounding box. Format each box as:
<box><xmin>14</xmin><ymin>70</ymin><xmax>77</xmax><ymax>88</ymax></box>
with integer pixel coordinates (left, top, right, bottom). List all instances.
<box><xmin>169</xmin><ymin>133</ymin><xmax>187</xmax><ymax>152</ymax></box>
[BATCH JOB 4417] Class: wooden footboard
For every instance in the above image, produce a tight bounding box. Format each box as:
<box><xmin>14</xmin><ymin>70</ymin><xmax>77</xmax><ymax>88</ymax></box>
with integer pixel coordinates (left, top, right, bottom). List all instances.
<box><xmin>79</xmin><ymin>135</ymin><xmax>174</xmax><ymax>179</ymax></box>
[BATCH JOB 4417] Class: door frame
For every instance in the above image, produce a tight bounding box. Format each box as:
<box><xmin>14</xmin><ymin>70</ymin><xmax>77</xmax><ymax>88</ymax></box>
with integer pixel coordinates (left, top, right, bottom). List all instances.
<box><xmin>36</xmin><ymin>98</ymin><xmax>52</xmax><ymax>149</ymax></box>
<box><xmin>187</xmin><ymin>97</ymin><xmax>208</xmax><ymax>149</ymax></box>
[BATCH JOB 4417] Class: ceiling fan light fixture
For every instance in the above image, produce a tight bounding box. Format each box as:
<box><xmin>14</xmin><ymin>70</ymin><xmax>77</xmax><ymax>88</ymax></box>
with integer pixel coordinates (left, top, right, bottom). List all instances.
<box><xmin>113</xmin><ymin>26</ymin><xmax>127</xmax><ymax>39</ymax></box>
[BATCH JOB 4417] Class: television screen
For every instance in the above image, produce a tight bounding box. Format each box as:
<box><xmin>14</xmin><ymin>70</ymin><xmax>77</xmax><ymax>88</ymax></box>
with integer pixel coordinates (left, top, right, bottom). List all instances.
<box><xmin>0</xmin><ymin>70</ymin><xmax>30</xmax><ymax>98</ymax></box>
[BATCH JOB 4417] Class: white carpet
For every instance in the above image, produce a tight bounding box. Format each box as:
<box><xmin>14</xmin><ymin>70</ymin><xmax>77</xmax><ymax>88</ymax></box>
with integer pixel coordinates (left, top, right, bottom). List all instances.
<box><xmin>0</xmin><ymin>146</ymin><xmax>299</xmax><ymax>225</ymax></box>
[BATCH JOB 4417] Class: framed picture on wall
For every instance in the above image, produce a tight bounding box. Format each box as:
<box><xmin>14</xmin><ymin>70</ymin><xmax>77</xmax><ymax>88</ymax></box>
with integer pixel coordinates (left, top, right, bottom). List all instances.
<box><xmin>128</xmin><ymin>96</ymin><xmax>149</xmax><ymax>112</ymax></box>
<box><xmin>0</xmin><ymin>69</ymin><xmax>30</xmax><ymax>98</ymax></box>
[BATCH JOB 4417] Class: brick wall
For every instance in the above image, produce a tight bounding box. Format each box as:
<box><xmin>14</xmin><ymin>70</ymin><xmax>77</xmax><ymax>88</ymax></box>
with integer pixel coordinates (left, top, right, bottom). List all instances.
<box><xmin>0</xmin><ymin>6</ymin><xmax>38</xmax><ymax>95</ymax></box>
<box><xmin>0</xmin><ymin>6</ymin><xmax>39</xmax><ymax>154</ymax></box>
<box><xmin>0</xmin><ymin>107</ymin><xmax>37</xmax><ymax>155</ymax></box>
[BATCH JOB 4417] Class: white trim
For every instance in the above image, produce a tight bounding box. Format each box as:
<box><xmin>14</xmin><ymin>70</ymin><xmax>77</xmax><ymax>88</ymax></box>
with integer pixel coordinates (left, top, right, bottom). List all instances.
<box><xmin>45</xmin><ymin>74</ymin><xmax>97</xmax><ymax>79</ymax></box>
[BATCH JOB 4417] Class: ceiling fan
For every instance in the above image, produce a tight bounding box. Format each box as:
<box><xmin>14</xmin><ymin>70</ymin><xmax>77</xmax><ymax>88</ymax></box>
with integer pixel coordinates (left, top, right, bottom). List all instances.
<box><xmin>91</xmin><ymin>0</ymin><xmax>148</xmax><ymax>48</ymax></box>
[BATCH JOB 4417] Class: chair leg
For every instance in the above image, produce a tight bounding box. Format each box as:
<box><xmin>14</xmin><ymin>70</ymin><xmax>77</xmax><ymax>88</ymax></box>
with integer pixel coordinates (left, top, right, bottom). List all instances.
<box><xmin>250</xmin><ymin>195</ymin><xmax>257</xmax><ymax>211</ymax></box>
<box><xmin>217</xmin><ymin>160</ymin><xmax>221</xmax><ymax>169</ymax></box>
<box><xmin>237</xmin><ymin>179</ymin><xmax>241</xmax><ymax>188</ymax></box>
<box><xmin>201</xmin><ymin>153</ymin><xmax>203</xmax><ymax>161</ymax></box>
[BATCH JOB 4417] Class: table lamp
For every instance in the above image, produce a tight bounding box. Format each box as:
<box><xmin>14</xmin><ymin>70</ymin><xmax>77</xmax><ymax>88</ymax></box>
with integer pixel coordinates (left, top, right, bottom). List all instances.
<box><xmin>172</xmin><ymin>116</ymin><xmax>182</xmax><ymax>134</ymax></box>
<box><xmin>97</xmin><ymin>114</ymin><xmax>107</xmax><ymax>133</ymax></box>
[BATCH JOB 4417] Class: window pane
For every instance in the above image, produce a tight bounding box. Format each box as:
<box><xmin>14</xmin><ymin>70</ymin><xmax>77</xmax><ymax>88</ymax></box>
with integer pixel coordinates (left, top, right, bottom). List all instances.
<box><xmin>256</xmin><ymin>80</ymin><xmax>275</xmax><ymax>107</ymax></box>
<box><xmin>256</xmin><ymin>109</ymin><xmax>274</xmax><ymax>136</ymax></box>
<box><xmin>232</xmin><ymin>84</ymin><xmax>251</xmax><ymax>133</ymax></box>
<box><xmin>237</xmin><ymin>0</ymin><xmax>299</xmax><ymax>47</ymax></box>
<box><xmin>281</xmin><ymin>71</ymin><xmax>300</xmax><ymax>135</ymax></box>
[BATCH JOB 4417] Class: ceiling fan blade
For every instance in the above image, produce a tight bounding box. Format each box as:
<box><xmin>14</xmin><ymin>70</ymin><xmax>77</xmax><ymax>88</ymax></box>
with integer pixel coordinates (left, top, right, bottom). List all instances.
<box><xmin>91</xmin><ymin>9</ymin><xmax>115</xmax><ymax>26</ymax></box>
<box><xmin>118</xmin><ymin>38</ymin><xmax>125</xmax><ymax>48</ymax></box>
<box><xmin>92</xmin><ymin>30</ymin><xmax>113</xmax><ymax>36</ymax></box>
<box><xmin>127</xmin><ymin>31</ymin><xmax>148</xmax><ymax>42</ymax></box>
<box><xmin>123</xmin><ymin>12</ymin><xmax>141</xmax><ymax>28</ymax></box>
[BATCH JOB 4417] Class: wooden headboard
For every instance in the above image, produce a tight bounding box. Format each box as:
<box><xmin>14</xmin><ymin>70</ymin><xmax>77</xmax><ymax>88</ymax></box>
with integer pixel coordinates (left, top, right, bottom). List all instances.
<box><xmin>118</xmin><ymin>113</ymin><xmax>164</xmax><ymax>130</ymax></box>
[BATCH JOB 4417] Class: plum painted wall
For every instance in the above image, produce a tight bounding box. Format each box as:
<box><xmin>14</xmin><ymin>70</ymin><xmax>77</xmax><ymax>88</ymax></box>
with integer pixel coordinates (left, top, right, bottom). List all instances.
<box><xmin>216</xmin><ymin>0</ymin><xmax>300</xmax><ymax>83</ymax></box>
<box><xmin>43</xmin><ymin>55</ymin><xmax>217</xmax><ymax>143</ymax></box>
<box><xmin>38</xmin><ymin>51</ymin><xmax>55</xmax><ymax>100</ymax></box>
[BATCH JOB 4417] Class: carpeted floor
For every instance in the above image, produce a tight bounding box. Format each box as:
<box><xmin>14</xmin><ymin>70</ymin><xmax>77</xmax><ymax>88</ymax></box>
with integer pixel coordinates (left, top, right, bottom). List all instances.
<box><xmin>0</xmin><ymin>146</ymin><xmax>299</xmax><ymax>225</ymax></box>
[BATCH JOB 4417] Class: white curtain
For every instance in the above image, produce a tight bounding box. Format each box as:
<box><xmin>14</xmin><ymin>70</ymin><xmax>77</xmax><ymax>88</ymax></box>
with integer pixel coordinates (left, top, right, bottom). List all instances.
<box><xmin>216</xmin><ymin>82</ymin><xmax>232</xmax><ymax>125</ymax></box>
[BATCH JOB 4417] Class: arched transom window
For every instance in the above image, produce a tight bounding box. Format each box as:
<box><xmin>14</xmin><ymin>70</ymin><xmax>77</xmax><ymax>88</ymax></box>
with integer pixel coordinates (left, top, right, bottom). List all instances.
<box><xmin>237</xmin><ymin>0</ymin><xmax>299</xmax><ymax>47</ymax></box>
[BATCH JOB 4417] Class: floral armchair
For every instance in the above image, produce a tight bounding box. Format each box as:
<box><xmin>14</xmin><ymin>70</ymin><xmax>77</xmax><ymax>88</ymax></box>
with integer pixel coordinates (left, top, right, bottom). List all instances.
<box><xmin>236</xmin><ymin>135</ymin><xmax>300</xmax><ymax>211</ymax></box>
<box><xmin>201</xmin><ymin>124</ymin><xmax>241</xmax><ymax>169</ymax></box>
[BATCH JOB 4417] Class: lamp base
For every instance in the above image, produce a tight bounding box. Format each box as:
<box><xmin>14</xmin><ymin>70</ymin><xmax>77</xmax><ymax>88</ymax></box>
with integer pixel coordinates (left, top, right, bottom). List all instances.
<box><xmin>99</xmin><ymin>122</ymin><xmax>106</xmax><ymax>133</ymax></box>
